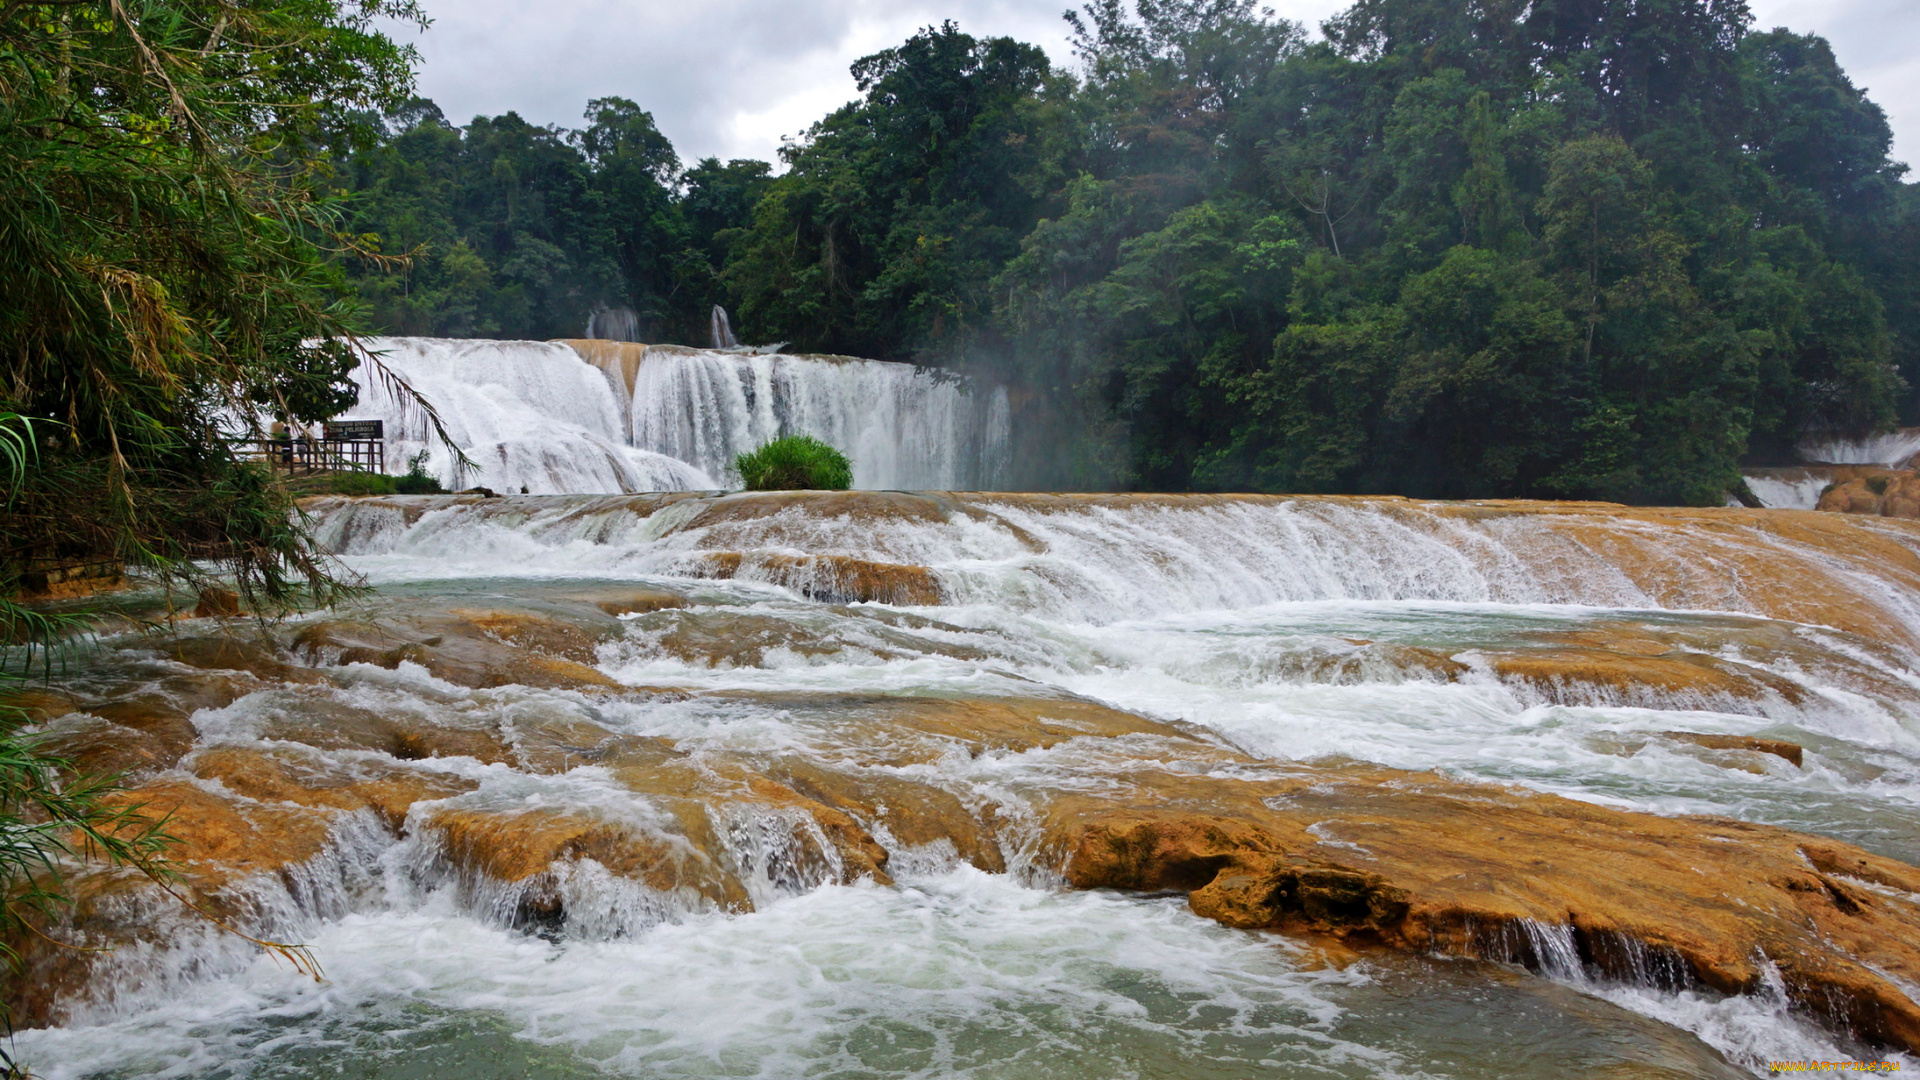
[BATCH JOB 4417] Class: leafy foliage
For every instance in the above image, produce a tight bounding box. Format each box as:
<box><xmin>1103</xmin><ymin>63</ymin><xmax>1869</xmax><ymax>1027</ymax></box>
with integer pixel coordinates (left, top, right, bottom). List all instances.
<box><xmin>334</xmin><ymin>96</ymin><xmax>770</xmax><ymax>342</ymax></box>
<box><xmin>393</xmin><ymin>450</ymin><xmax>445</xmax><ymax>494</ymax></box>
<box><xmin>732</xmin><ymin>436</ymin><xmax>854</xmax><ymax>491</ymax></box>
<box><xmin>326</xmin><ymin>472</ymin><xmax>399</xmax><ymax>496</ymax></box>
<box><xmin>0</xmin><ymin>0</ymin><xmax>444</xmax><ymax>607</ymax></box>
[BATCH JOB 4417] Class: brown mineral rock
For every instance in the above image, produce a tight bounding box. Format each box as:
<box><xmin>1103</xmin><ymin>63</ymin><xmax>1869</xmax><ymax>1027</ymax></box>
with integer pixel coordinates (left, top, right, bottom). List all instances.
<box><xmin>1488</xmin><ymin>647</ymin><xmax>1808</xmax><ymax>706</ymax></box>
<box><xmin>689</xmin><ymin>551</ymin><xmax>943</xmax><ymax>605</ymax></box>
<box><xmin>1050</xmin><ymin>763</ymin><xmax>1920</xmax><ymax>1054</ymax></box>
<box><xmin>190</xmin><ymin>745</ymin><xmax>479</xmax><ymax>828</ymax></box>
<box><xmin>291</xmin><ymin>611</ymin><xmax>623</xmax><ymax>691</ymax></box>
<box><xmin>191</xmin><ymin>587</ymin><xmax>243</xmax><ymax>619</ymax></box>
<box><xmin>1656</xmin><ymin>731</ymin><xmax>1804</xmax><ymax>767</ymax></box>
<box><xmin>1818</xmin><ymin>470</ymin><xmax>1920</xmax><ymax>519</ymax></box>
<box><xmin>248</xmin><ymin>694</ymin><xmax>515</xmax><ymax>766</ymax></box>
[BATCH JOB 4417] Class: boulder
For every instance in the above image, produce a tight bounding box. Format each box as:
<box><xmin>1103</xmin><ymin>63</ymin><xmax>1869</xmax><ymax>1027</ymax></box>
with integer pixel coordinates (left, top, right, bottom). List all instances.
<box><xmin>1817</xmin><ymin>470</ymin><xmax>1920</xmax><ymax>519</ymax></box>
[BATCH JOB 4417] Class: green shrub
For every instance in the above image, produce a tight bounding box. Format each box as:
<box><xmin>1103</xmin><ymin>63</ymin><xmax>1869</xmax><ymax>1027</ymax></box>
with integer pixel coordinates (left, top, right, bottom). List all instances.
<box><xmin>393</xmin><ymin>450</ymin><xmax>447</xmax><ymax>495</ymax></box>
<box><xmin>327</xmin><ymin>471</ymin><xmax>397</xmax><ymax>496</ymax></box>
<box><xmin>732</xmin><ymin>435</ymin><xmax>853</xmax><ymax>491</ymax></box>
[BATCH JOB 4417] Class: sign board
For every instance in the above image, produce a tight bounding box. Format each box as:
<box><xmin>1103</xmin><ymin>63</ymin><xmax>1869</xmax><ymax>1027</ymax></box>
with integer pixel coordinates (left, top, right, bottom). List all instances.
<box><xmin>324</xmin><ymin>420</ymin><xmax>384</xmax><ymax>441</ymax></box>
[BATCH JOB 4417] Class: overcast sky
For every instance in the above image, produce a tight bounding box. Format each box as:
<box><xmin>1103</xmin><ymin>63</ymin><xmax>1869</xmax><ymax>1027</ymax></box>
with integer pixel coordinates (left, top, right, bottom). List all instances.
<box><xmin>390</xmin><ymin>0</ymin><xmax>1918</xmax><ymax>170</ymax></box>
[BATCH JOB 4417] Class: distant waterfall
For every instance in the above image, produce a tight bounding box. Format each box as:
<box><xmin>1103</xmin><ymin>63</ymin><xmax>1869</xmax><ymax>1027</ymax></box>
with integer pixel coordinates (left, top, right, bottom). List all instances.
<box><xmin>619</xmin><ymin>345</ymin><xmax>994</xmax><ymax>490</ymax></box>
<box><xmin>1740</xmin><ymin>427</ymin><xmax>1920</xmax><ymax>508</ymax></box>
<box><xmin>709</xmin><ymin>306</ymin><xmax>738</xmax><ymax>350</ymax></box>
<box><xmin>339</xmin><ymin>337</ymin><xmax>1008</xmax><ymax>494</ymax></box>
<box><xmin>1799</xmin><ymin>428</ymin><xmax>1920</xmax><ymax>467</ymax></box>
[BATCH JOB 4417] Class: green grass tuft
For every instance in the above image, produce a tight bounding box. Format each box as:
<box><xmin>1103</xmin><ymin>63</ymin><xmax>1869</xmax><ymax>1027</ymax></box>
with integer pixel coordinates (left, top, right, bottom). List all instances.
<box><xmin>732</xmin><ymin>435</ymin><xmax>853</xmax><ymax>491</ymax></box>
<box><xmin>326</xmin><ymin>472</ymin><xmax>397</xmax><ymax>496</ymax></box>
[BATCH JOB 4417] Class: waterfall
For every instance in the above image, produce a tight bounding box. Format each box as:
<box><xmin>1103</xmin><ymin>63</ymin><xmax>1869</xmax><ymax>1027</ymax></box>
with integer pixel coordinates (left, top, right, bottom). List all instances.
<box><xmin>338</xmin><ymin>337</ymin><xmax>1008</xmax><ymax>493</ymax></box>
<box><xmin>343</xmin><ymin>337</ymin><xmax>713</xmax><ymax>494</ymax></box>
<box><xmin>586</xmin><ymin>307</ymin><xmax>644</xmax><ymax>343</ymax></box>
<box><xmin>1743</xmin><ymin>468</ymin><xmax>1835</xmax><ymax>510</ymax></box>
<box><xmin>31</xmin><ymin>487</ymin><xmax>1920</xmax><ymax>1074</ymax></box>
<box><xmin>1741</xmin><ymin>428</ymin><xmax>1920</xmax><ymax>508</ymax></box>
<box><xmin>622</xmin><ymin>346</ymin><xmax>988</xmax><ymax>489</ymax></box>
<box><xmin>1798</xmin><ymin>428</ymin><xmax>1920</xmax><ymax>467</ymax></box>
<box><xmin>709</xmin><ymin>305</ymin><xmax>738</xmax><ymax>350</ymax></box>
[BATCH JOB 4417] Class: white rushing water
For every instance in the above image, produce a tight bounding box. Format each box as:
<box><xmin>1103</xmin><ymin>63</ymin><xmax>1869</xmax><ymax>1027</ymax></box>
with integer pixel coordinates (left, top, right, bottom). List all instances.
<box><xmin>1801</xmin><ymin>428</ymin><xmax>1920</xmax><ymax>467</ymax></box>
<box><xmin>1742</xmin><ymin>428</ymin><xmax>1920</xmax><ymax>508</ymax></box>
<box><xmin>20</xmin><ymin>494</ymin><xmax>1920</xmax><ymax>1078</ymax></box>
<box><xmin>1744</xmin><ymin>469</ymin><xmax>1834</xmax><ymax>510</ymax></box>
<box><xmin>341</xmin><ymin>338</ymin><xmax>1007</xmax><ymax>493</ymax></box>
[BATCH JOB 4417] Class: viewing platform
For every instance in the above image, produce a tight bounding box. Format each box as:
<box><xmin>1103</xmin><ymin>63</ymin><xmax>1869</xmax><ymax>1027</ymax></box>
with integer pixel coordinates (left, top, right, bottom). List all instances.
<box><xmin>237</xmin><ymin>420</ymin><xmax>386</xmax><ymax>476</ymax></box>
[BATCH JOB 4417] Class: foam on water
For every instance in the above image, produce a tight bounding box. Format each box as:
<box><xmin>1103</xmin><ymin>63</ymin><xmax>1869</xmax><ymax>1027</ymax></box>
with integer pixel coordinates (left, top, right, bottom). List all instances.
<box><xmin>309</xmin><ymin>492</ymin><xmax>1920</xmax><ymax>643</ymax></box>
<box><xmin>27</xmin><ymin>864</ymin><xmax>1883</xmax><ymax>1080</ymax></box>
<box><xmin>18</xmin><ymin>870</ymin><xmax>1368</xmax><ymax>1080</ymax></box>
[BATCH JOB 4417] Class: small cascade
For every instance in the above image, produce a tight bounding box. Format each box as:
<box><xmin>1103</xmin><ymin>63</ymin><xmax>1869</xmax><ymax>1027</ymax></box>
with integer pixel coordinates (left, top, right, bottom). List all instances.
<box><xmin>709</xmin><ymin>305</ymin><xmax>738</xmax><ymax>350</ymax></box>
<box><xmin>338</xmin><ymin>336</ymin><xmax>1009</xmax><ymax>493</ymax></box>
<box><xmin>304</xmin><ymin>491</ymin><xmax>1920</xmax><ymax>651</ymax></box>
<box><xmin>586</xmin><ymin>307</ymin><xmax>644</xmax><ymax>343</ymax></box>
<box><xmin>1740</xmin><ymin>428</ymin><xmax>1920</xmax><ymax>508</ymax></box>
<box><xmin>1743</xmin><ymin>467</ymin><xmax>1840</xmax><ymax>510</ymax></box>
<box><xmin>1800</xmin><ymin>427</ymin><xmax>1920</xmax><ymax>467</ymax></box>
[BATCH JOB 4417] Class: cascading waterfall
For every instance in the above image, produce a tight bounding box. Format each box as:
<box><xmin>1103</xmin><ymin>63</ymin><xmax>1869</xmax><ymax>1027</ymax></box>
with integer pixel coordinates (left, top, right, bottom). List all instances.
<box><xmin>303</xmin><ymin>491</ymin><xmax>1920</xmax><ymax>646</ymax></box>
<box><xmin>1800</xmin><ymin>427</ymin><xmax>1920</xmax><ymax>467</ymax></box>
<box><xmin>345</xmin><ymin>337</ymin><xmax>714</xmax><ymax>494</ymax></box>
<box><xmin>621</xmin><ymin>345</ymin><xmax>997</xmax><ymax>490</ymax></box>
<box><xmin>338</xmin><ymin>336</ymin><xmax>1007</xmax><ymax>494</ymax></box>
<box><xmin>1744</xmin><ymin>427</ymin><xmax>1920</xmax><ymax>508</ymax></box>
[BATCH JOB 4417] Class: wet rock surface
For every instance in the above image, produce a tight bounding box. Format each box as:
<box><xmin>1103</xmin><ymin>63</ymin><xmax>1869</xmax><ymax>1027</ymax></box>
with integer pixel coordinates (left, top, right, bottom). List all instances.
<box><xmin>1054</xmin><ymin>767</ymin><xmax>1920</xmax><ymax>1053</ymax></box>
<box><xmin>1819</xmin><ymin>470</ymin><xmax>1920</xmax><ymax>519</ymax></box>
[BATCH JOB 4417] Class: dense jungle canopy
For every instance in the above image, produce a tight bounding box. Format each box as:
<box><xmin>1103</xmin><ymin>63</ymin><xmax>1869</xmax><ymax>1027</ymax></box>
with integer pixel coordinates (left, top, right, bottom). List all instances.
<box><xmin>334</xmin><ymin>0</ymin><xmax>1920</xmax><ymax>504</ymax></box>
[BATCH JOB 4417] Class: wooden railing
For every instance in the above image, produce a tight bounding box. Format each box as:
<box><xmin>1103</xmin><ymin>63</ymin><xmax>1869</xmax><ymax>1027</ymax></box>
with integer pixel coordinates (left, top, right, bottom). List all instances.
<box><xmin>234</xmin><ymin>436</ymin><xmax>385</xmax><ymax>475</ymax></box>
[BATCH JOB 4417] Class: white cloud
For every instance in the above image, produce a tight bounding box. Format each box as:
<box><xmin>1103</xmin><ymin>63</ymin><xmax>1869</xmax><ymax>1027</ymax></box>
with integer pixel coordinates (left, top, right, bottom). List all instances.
<box><xmin>390</xmin><ymin>0</ymin><xmax>1080</xmax><ymax>163</ymax></box>
<box><xmin>1747</xmin><ymin>0</ymin><xmax>1920</xmax><ymax>169</ymax></box>
<box><xmin>390</xmin><ymin>0</ymin><xmax>1915</xmax><ymax>169</ymax></box>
